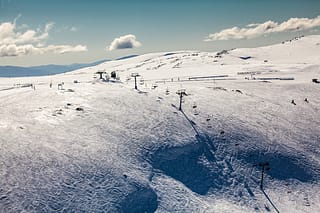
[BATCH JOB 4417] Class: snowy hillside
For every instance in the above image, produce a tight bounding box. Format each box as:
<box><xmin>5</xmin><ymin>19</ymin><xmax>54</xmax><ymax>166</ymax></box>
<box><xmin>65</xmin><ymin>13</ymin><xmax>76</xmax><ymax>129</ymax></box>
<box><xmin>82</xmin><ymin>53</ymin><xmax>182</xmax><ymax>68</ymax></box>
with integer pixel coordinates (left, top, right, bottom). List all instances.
<box><xmin>0</xmin><ymin>35</ymin><xmax>320</xmax><ymax>212</ymax></box>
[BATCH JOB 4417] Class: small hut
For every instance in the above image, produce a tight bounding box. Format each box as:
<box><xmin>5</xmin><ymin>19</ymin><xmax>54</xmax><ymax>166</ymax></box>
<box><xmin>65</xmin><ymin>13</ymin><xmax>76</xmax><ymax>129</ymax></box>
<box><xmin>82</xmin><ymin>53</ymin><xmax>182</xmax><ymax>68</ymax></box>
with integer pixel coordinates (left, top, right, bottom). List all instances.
<box><xmin>111</xmin><ymin>71</ymin><xmax>117</xmax><ymax>79</ymax></box>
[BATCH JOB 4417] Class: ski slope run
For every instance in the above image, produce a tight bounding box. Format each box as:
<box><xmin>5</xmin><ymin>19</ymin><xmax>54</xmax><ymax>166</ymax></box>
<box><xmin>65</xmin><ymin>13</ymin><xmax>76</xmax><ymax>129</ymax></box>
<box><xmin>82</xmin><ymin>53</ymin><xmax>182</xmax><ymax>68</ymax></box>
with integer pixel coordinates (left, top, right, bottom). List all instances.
<box><xmin>0</xmin><ymin>35</ymin><xmax>319</xmax><ymax>212</ymax></box>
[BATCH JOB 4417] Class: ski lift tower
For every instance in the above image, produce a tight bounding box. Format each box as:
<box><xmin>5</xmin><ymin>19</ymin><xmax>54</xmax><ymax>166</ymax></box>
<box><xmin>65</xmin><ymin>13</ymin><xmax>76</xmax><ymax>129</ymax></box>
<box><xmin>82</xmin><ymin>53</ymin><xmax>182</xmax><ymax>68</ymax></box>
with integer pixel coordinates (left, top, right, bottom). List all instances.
<box><xmin>131</xmin><ymin>73</ymin><xmax>141</xmax><ymax>90</ymax></box>
<box><xmin>96</xmin><ymin>70</ymin><xmax>106</xmax><ymax>79</ymax></box>
<box><xmin>258</xmin><ymin>161</ymin><xmax>270</xmax><ymax>190</ymax></box>
<box><xmin>176</xmin><ymin>89</ymin><xmax>187</xmax><ymax>111</ymax></box>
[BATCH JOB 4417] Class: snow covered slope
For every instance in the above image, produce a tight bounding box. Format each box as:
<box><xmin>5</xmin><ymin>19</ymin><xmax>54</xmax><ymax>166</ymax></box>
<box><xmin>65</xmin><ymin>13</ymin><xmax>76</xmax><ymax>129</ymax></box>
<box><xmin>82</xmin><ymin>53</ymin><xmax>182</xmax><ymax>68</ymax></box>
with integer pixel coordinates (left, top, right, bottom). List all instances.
<box><xmin>0</xmin><ymin>35</ymin><xmax>319</xmax><ymax>212</ymax></box>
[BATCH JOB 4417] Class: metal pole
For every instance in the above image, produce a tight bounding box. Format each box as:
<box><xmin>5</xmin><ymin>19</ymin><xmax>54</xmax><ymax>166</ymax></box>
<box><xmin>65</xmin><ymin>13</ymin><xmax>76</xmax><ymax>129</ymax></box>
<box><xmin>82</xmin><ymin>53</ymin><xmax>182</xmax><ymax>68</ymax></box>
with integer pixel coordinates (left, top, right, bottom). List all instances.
<box><xmin>179</xmin><ymin>92</ymin><xmax>183</xmax><ymax>111</ymax></box>
<box><xmin>259</xmin><ymin>162</ymin><xmax>269</xmax><ymax>190</ymax></box>
<box><xmin>260</xmin><ymin>165</ymin><xmax>265</xmax><ymax>189</ymax></box>
<box><xmin>134</xmin><ymin>76</ymin><xmax>137</xmax><ymax>90</ymax></box>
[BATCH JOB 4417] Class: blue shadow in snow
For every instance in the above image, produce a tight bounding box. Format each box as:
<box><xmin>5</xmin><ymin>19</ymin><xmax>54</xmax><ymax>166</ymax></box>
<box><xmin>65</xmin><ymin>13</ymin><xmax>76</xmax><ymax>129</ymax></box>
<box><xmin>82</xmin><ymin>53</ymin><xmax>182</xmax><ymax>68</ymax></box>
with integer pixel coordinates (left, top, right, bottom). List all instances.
<box><xmin>151</xmin><ymin>142</ymin><xmax>229</xmax><ymax>195</ymax></box>
<box><xmin>119</xmin><ymin>183</ymin><xmax>158</xmax><ymax>213</ymax></box>
<box><xmin>240</xmin><ymin>150</ymin><xmax>318</xmax><ymax>182</ymax></box>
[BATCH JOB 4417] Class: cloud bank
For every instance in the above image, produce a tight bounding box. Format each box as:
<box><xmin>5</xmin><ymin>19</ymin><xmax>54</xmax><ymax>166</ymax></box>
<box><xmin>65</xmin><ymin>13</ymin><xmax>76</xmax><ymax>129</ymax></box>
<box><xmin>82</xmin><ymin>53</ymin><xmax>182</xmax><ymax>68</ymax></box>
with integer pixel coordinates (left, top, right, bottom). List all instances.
<box><xmin>108</xmin><ymin>34</ymin><xmax>141</xmax><ymax>51</ymax></box>
<box><xmin>205</xmin><ymin>16</ymin><xmax>320</xmax><ymax>41</ymax></box>
<box><xmin>0</xmin><ymin>19</ymin><xmax>87</xmax><ymax>57</ymax></box>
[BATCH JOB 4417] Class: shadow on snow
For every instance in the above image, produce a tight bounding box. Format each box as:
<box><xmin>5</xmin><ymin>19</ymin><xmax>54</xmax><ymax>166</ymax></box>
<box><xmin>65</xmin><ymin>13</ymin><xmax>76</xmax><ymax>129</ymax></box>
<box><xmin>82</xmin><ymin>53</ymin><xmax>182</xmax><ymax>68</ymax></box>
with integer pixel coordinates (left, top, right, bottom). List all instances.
<box><xmin>150</xmin><ymin>129</ymin><xmax>319</xmax><ymax>196</ymax></box>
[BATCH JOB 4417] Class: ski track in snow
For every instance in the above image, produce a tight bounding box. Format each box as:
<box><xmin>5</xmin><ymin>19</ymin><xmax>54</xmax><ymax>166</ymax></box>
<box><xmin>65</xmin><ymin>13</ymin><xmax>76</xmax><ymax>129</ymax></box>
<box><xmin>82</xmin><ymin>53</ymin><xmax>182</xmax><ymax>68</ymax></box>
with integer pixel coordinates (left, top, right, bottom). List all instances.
<box><xmin>0</xmin><ymin>35</ymin><xmax>320</xmax><ymax>212</ymax></box>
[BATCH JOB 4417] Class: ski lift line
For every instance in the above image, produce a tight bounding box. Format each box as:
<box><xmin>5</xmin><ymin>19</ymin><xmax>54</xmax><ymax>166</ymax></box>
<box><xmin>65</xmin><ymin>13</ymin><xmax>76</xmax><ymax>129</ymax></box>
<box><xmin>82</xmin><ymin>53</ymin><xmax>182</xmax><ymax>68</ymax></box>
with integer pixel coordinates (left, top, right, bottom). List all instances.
<box><xmin>178</xmin><ymin>78</ymin><xmax>238</xmax><ymax>82</ymax></box>
<box><xmin>188</xmin><ymin>75</ymin><xmax>229</xmax><ymax>80</ymax></box>
<box><xmin>129</xmin><ymin>75</ymin><xmax>236</xmax><ymax>83</ymax></box>
<box><xmin>125</xmin><ymin>75</ymin><xmax>184</xmax><ymax>82</ymax></box>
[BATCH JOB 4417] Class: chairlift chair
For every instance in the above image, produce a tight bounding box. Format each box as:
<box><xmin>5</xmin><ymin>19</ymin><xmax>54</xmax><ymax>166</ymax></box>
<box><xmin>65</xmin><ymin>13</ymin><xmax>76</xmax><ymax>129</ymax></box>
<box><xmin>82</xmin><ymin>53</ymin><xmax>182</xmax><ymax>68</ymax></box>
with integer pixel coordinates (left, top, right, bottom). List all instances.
<box><xmin>139</xmin><ymin>78</ymin><xmax>144</xmax><ymax>85</ymax></box>
<box><xmin>165</xmin><ymin>88</ymin><xmax>170</xmax><ymax>95</ymax></box>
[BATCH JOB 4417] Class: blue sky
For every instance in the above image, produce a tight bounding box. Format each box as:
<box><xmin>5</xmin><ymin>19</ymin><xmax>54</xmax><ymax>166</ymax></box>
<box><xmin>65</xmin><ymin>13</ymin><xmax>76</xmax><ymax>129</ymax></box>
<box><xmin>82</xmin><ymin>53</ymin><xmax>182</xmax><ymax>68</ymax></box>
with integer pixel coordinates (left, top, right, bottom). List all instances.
<box><xmin>1</xmin><ymin>0</ymin><xmax>320</xmax><ymax>66</ymax></box>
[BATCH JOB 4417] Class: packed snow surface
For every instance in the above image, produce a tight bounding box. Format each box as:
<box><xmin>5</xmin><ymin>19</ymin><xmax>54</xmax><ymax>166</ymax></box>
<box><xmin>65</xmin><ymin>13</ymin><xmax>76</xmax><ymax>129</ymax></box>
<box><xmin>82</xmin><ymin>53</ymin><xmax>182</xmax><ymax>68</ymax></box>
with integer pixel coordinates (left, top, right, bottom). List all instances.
<box><xmin>0</xmin><ymin>35</ymin><xmax>320</xmax><ymax>212</ymax></box>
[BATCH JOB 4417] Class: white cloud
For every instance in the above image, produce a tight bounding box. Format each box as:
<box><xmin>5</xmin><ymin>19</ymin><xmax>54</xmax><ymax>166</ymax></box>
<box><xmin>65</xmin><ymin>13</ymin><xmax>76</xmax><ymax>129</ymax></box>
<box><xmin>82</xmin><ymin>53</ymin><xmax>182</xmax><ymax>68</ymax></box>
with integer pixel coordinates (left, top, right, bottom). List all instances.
<box><xmin>108</xmin><ymin>34</ymin><xmax>141</xmax><ymax>51</ymax></box>
<box><xmin>0</xmin><ymin>44</ymin><xmax>39</xmax><ymax>57</ymax></box>
<box><xmin>0</xmin><ymin>22</ymin><xmax>15</xmax><ymax>40</ymax></box>
<box><xmin>0</xmin><ymin>44</ymin><xmax>87</xmax><ymax>57</ymax></box>
<box><xmin>0</xmin><ymin>19</ymin><xmax>87</xmax><ymax>57</ymax></box>
<box><xmin>46</xmin><ymin>44</ymin><xmax>87</xmax><ymax>54</ymax></box>
<box><xmin>17</xmin><ymin>23</ymin><xmax>29</xmax><ymax>30</ymax></box>
<box><xmin>205</xmin><ymin>16</ymin><xmax>320</xmax><ymax>41</ymax></box>
<box><xmin>70</xmin><ymin>26</ymin><xmax>78</xmax><ymax>32</ymax></box>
